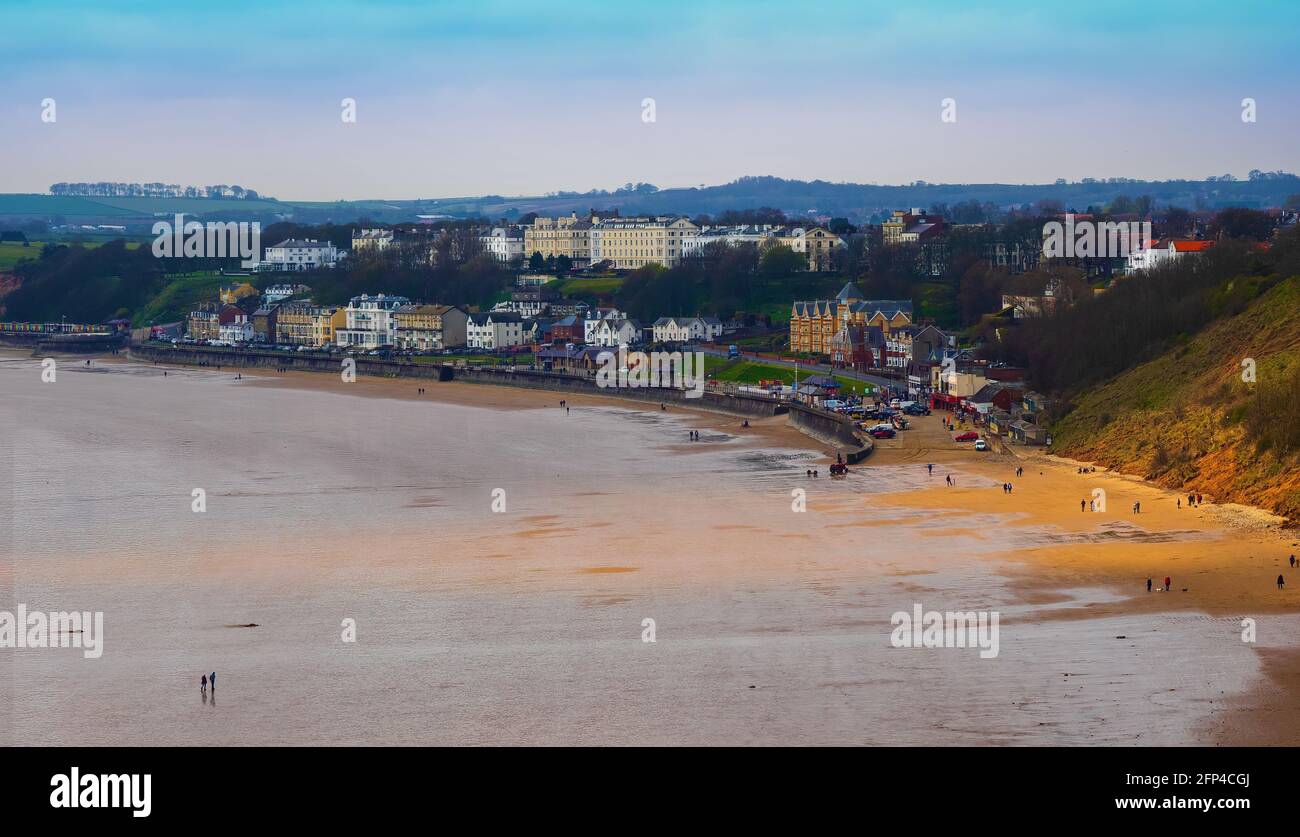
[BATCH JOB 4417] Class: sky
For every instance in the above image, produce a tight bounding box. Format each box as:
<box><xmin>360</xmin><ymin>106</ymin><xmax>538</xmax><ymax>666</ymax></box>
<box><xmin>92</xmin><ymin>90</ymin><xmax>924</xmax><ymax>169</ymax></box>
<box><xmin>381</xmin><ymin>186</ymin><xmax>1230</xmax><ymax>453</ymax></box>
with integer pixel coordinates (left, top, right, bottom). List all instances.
<box><xmin>1</xmin><ymin>0</ymin><xmax>1297</xmax><ymax>201</ymax></box>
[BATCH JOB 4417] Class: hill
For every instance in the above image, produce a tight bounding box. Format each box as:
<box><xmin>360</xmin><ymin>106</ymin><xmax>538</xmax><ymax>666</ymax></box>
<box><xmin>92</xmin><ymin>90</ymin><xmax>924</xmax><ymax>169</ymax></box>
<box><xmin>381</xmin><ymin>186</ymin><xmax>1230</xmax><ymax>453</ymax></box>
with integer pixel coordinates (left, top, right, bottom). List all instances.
<box><xmin>1050</xmin><ymin>276</ymin><xmax>1300</xmax><ymax>522</ymax></box>
<box><xmin>5</xmin><ymin>173</ymin><xmax>1298</xmax><ymax>226</ymax></box>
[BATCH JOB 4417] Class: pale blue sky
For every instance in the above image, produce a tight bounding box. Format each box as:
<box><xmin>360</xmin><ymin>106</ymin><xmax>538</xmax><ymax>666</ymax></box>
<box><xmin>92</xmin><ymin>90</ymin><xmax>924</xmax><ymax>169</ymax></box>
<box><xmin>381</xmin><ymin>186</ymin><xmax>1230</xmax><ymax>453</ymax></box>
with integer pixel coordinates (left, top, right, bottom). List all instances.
<box><xmin>2</xmin><ymin>0</ymin><xmax>1296</xmax><ymax>199</ymax></box>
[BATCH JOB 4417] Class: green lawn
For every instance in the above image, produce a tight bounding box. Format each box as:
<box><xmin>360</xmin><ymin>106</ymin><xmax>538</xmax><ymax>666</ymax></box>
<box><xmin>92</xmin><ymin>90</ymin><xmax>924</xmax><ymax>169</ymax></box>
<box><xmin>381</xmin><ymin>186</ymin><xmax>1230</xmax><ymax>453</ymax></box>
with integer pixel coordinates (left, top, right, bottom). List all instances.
<box><xmin>704</xmin><ymin>357</ymin><xmax>873</xmax><ymax>393</ymax></box>
<box><xmin>555</xmin><ymin>277</ymin><xmax>623</xmax><ymax>296</ymax></box>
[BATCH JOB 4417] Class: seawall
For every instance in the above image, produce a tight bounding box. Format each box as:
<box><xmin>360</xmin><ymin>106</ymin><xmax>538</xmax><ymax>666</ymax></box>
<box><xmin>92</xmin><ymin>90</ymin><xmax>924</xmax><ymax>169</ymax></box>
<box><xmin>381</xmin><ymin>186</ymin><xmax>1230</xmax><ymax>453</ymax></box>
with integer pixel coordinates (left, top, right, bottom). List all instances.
<box><xmin>786</xmin><ymin>402</ymin><xmax>874</xmax><ymax>463</ymax></box>
<box><xmin>126</xmin><ymin>344</ymin><xmax>785</xmax><ymax>417</ymax></box>
<box><xmin>2</xmin><ymin>332</ymin><xmax>127</xmax><ymax>354</ymax></box>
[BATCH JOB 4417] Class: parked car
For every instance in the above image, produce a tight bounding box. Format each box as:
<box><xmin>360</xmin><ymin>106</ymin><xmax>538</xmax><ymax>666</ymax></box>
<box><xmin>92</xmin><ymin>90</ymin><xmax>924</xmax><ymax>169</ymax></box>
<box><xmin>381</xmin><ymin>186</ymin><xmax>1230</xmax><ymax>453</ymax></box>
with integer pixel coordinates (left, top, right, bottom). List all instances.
<box><xmin>869</xmin><ymin>426</ymin><xmax>896</xmax><ymax>439</ymax></box>
<box><xmin>974</xmin><ymin>439</ymin><xmax>988</xmax><ymax>451</ymax></box>
<box><xmin>955</xmin><ymin>430</ymin><xmax>979</xmax><ymax>442</ymax></box>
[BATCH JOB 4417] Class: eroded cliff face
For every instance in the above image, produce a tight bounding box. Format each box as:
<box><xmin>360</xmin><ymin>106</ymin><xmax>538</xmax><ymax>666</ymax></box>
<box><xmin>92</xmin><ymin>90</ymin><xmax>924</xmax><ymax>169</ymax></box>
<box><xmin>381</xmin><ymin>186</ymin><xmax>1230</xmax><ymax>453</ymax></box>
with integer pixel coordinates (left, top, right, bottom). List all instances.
<box><xmin>0</xmin><ymin>272</ymin><xmax>21</xmax><ymax>316</ymax></box>
<box><xmin>1050</xmin><ymin>277</ymin><xmax>1300</xmax><ymax>524</ymax></box>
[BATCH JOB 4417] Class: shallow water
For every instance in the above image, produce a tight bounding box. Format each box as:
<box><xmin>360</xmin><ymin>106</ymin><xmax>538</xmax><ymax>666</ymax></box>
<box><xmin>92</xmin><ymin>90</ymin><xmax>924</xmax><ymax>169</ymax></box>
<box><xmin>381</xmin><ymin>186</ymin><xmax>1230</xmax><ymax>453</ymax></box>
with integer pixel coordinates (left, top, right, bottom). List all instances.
<box><xmin>1</xmin><ymin>354</ymin><xmax>1289</xmax><ymax>745</ymax></box>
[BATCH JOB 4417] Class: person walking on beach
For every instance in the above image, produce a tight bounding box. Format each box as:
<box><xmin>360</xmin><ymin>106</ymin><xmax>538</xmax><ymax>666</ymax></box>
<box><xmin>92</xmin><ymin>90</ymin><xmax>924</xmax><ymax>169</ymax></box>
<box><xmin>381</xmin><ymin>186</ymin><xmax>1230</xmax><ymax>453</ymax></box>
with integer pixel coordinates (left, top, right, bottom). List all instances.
<box><xmin>1081</xmin><ymin>499</ymin><xmax>1086</xmax><ymax>512</ymax></box>
<box><xmin>201</xmin><ymin>674</ymin><xmax>207</xmax><ymax>694</ymax></box>
<box><xmin>1164</xmin><ymin>576</ymin><xmax>1171</xmax><ymax>592</ymax></box>
<box><xmin>210</xmin><ymin>671</ymin><xmax>216</xmax><ymax>691</ymax></box>
<box><xmin>1291</xmin><ymin>554</ymin><xmax>1296</xmax><ymax>568</ymax></box>
<box><xmin>1147</xmin><ymin>577</ymin><xmax>1153</xmax><ymax>593</ymax></box>
<box><xmin>928</xmin><ymin>463</ymin><xmax>933</xmax><ymax>475</ymax></box>
<box><xmin>1279</xmin><ymin>574</ymin><xmax>1286</xmax><ymax>590</ymax></box>
<box><xmin>1132</xmin><ymin>502</ymin><xmax>1140</xmax><ymax>514</ymax></box>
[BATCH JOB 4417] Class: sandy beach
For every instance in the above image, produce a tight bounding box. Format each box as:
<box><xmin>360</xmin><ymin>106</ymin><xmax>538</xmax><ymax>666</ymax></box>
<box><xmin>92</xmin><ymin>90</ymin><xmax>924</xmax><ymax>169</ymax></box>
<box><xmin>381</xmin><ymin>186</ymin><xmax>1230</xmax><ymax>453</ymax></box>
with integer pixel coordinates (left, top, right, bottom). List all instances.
<box><xmin>3</xmin><ymin>349</ymin><xmax>1298</xmax><ymax>745</ymax></box>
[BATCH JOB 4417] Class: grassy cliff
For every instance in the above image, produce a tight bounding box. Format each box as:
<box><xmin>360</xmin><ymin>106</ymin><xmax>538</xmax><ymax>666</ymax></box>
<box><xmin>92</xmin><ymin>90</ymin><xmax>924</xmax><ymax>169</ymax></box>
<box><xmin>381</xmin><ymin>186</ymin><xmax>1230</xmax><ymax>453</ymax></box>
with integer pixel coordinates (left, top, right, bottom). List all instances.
<box><xmin>1050</xmin><ymin>276</ymin><xmax>1300</xmax><ymax>522</ymax></box>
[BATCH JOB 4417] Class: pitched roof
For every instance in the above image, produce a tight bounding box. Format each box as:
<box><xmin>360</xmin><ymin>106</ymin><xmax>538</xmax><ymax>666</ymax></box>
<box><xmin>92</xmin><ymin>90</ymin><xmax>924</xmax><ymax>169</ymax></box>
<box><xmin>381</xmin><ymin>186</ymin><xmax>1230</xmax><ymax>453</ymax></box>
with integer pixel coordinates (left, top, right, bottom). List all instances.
<box><xmin>836</xmin><ymin>281</ymin><xmax>865</xmax><ymax>302</ymax></box>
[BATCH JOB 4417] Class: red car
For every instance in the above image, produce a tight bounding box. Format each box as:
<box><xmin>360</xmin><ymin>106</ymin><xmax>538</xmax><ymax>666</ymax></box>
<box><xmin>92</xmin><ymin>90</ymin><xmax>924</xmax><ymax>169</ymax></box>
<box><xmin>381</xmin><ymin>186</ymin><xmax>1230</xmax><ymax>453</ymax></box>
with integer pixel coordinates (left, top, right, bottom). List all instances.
<box><xmin>869</xmin><ymin>427</ymin><xmax>896</xmax><ymax>439</ymax></box>
<box><xmin>954</xmin><ymin>431</ymin><xmax>979</xmax><ymax>442</ymax></box>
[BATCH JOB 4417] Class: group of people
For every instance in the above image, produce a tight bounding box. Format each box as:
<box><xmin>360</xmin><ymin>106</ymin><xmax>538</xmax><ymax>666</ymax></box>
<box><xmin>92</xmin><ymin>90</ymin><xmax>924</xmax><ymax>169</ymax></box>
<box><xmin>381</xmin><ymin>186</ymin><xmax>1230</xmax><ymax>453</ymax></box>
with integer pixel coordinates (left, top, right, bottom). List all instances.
<box><xmin>687</xmin><ymin>430</ymin><xmax>701</xmax><ymax>441</ymax></box>
<box><xmin>1076</xmin><ymin>466</ymin><xmax>1098</xmax><ymax>474</ymax></box>
<box><xmin>200</xmin><ymin>671</ymin><xmax>217</xmax><ymax>693</ymax></box>
<box><xmin>1177</xmin><ymin>493</ymin><xmax>1205</xmax><ymax>508</ymax></box>
<box><xmin>1148</xmin><ymin>572</ymin><xmax>1286</xmax><ymax>591</ymax></box>
<box><xmin>804</xmin><ymin>468</ymin><xmax>821</xmax><ymax>477</ymax></box>
<box><xmin>1001</xmin><ymin>482</ymin><xmax>1014</xmax><ymax>494</ymax></box>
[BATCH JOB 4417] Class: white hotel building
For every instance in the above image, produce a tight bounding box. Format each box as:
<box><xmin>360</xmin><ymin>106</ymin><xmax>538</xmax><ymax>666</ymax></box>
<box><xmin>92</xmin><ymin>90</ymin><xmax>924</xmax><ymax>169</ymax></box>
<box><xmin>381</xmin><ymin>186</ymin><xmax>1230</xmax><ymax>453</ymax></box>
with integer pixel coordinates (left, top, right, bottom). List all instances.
<box><xmin>336</xmin><ymin>293</ymin><xmax>410</xmax><ymax>348</ymax></box>
<box><xmin>260</xmin><ymin>239</ymin><xmax>340</xmax><ymax>271</ymax></box>
<box><xmin>480</xmin><ymin>227</ymin><xmax>526</xmax><ymax>263</ymax></box>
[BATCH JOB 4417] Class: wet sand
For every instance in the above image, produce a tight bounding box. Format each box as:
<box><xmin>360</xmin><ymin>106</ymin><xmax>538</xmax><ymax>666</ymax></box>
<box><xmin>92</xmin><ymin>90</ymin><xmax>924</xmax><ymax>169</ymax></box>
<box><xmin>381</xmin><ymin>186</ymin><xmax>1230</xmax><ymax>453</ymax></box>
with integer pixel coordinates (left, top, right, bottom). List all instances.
<box><xmin>3</xmin><ymin>351</ymin><xmax>1298</xmax><ymax>745</ymax></box>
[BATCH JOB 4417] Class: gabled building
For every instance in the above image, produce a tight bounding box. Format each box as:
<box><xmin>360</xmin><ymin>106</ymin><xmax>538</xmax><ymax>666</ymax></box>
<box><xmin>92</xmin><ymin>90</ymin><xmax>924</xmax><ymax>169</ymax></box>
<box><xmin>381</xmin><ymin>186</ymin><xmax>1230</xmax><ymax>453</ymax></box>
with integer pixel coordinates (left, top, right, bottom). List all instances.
<box><xmin>590</xmin><ymin>318</ymin><xmax>642</xmax><ymax>348</ymax></box>
<box><xmin>790</xmin><ymin>281</ymin><xmax>912</xmax><ymax>356</ymax></box>
<box><xmin>777</xmin><ymin>226</ymin><xmax>844</xmax><ymax>271</ymax></box>
<box><xmin>583</xmin><ymin>307</ymin><xmax>626</xmax><ymax>344</ymax></box>
<box><xmin>467</xmin><ymin>311</ymin><xmax>524</xmax><ymax>350</ymax></box>
<box><xmin>830</xmin><ymin>323</ymin><xmax>885</xmax><ymax>371</ymax></box>
<box><xmin>351</xmin><ymin>228</ymin><xmax>395</xmax><ymax>253</ymax></box>
<box><xmin>651</xmin><ymin>316</ymin><xmax>724</xmax><ymax>344</ymax></box>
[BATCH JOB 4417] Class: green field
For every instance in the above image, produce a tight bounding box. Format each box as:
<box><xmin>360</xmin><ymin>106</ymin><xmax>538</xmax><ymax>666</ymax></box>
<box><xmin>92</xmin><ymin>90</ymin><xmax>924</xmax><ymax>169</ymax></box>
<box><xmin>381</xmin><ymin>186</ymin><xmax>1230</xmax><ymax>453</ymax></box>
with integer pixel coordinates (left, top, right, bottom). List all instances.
<box><xmin>0</xmin><ymin>241</ymin><xmax>42</xmax><ymax>270</ymax></box>
<box><xmin>704</xmin><ymin>357</ymin><xmax>872</xmax><ymax>393</ymax></box>
<box><xmin>0</xmin><ymin>239</ymin><xmax>145</xmax><ymax>271</ymax></box>
<box><xmin>554</xmin><ymin>277</ymin><xmax>624</xmax><ymax>296</ymax></box>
